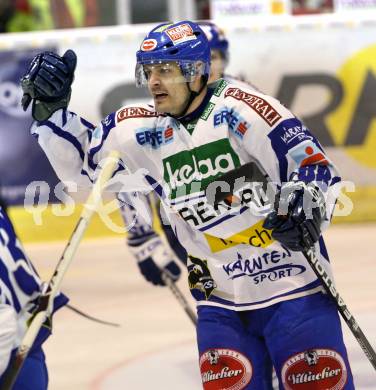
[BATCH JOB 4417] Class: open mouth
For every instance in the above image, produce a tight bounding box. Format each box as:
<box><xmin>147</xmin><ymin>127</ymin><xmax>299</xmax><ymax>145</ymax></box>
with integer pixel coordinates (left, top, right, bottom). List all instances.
<box><xmin>153</xmin><ymin>92</ymin><xmax>168</xmax><ymax>102</ymax></box>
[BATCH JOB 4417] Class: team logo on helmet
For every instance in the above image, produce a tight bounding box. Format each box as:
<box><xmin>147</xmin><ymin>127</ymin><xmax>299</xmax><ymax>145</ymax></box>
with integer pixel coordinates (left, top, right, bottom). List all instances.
<box><xmin>165</xmin><ymin>23</ymin><xmax>197</xmax><ymax>44</ymax></box>
<box><xmin>282</xmin><ymin>349</ymin><xmax>347</xmax><ymax>390</ymax></box>
<box><xmin>141</xmin><ymin>39</ymin><xmax>158</xmax><ymax>51</ymax></box>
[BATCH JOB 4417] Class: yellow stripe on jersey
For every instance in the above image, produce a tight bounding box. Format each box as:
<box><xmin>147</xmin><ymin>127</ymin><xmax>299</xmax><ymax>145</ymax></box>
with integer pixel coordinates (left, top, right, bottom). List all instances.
<box><xmin>204</xmin><ymin>220</ymin><xmax>274</xmax><ymax>253</ymax></box>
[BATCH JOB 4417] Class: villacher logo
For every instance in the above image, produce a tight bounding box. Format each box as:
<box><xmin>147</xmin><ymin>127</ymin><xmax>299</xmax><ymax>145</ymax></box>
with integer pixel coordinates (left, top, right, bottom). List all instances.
<box><xmin>282</xmin><ymin>349</ymin><xmax>347</xmax><ymax>390</ymax></box>
<box><xmin>200</xmin><ymin>348</ymin><xmax>252</xmax><ymax>390</ymax></box>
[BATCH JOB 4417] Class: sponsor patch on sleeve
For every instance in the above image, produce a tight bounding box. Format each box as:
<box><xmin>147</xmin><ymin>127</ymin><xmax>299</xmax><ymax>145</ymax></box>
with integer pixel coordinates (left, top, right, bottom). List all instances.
<box><xmin>224</xmin><ymin>88</ymin><xmax>281</xmax><ymax>126</ymax></box>
<box><xmin>116</xmin><ymin>107</ymin><xmax>158</xmax><ymax>123</ymax></box>
<box><xmin>165</xmin><ymin>23</ymin><xmax>197</xmax><ymax>44</ymax></box>
<box><xmin>200</xmin><ymin>349</ymin><xmax>252</xmax><ymax>390</ymax></box>
<box><xmin>293</xmin><ymin>165</ymin><xmax>334</xmax><ymax>187</ymax></box>
<box><xmin>268</xmin><ymin>118</ymin><xmax>329</xmax><ymax>167</ymax></box>
<box><xmin>135</xmin><ymin>125</ymin><xmax>174</xmax><ymax>148</ymax></box>
<box><xmin>289</xmin><ymin>143</ymin><xmax>329</xmax><ymax>167</ymax></box>
<box><xmin>213</xmin><ymin>108</ymin><xmax>250</xmax><ymax>138</ymax></box>
<box><xmin>282</xmin><ymin>349</ymin><xmax>348</xmax><ymax>390</ymax></box>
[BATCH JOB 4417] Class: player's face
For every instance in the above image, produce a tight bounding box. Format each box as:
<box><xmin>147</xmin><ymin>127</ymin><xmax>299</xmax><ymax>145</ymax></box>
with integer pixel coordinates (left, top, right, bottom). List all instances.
<box><xmin>145</xmin><ymin>62</ymin><xmax>190</xmax><ymax>115</ymax></box>
<box><xmin>209</xmin><ymin>50</ymin><xmax>225</xmax><ymax>83</ymax></box>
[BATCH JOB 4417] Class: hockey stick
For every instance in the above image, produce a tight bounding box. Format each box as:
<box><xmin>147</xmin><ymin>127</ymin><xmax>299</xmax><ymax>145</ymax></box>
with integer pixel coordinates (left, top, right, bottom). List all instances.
<box><xmin>161</xmin><ymin>271</ymin><xmax>197</xmax><ymax>326</ymax></box>
<box><xmin>66</xmin><ymin>303</ymin><xmax>120</xmax><ymax>327</ymax></box>
<box><xmin>0</xmin><ymin>151</ymin><xmax>120</xmax><ymax>390</ymax></box>
<box><xmin>302</xmin><ymin>247</ymin><xmax>376</xmax><ymax>370</ymax></box>
<box><xmin>210</xmin><ymin>162</ymin><xmax>376</xmax><ymax>371</ymax></box>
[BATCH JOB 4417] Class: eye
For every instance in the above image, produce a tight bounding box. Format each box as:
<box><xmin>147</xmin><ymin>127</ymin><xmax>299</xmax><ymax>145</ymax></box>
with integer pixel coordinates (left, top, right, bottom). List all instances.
<box><xmin>160</xmin><ymin>66</ymin><xmax>171</xmax><ymax>74</ymax></box>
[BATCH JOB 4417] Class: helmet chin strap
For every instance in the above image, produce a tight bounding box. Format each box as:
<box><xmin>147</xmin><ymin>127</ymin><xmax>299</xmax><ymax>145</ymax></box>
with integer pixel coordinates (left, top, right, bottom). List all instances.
<box><xmin>174</xmin><ymin>75</ymin><xmax>208</xmax><ymax>118</ymax></box>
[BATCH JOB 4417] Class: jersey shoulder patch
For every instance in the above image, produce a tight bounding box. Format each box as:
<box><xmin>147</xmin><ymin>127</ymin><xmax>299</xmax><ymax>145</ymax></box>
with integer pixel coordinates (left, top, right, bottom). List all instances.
<box><xmin>224</xmin><ymin>86</ymin><xmax>282</xmax><ymax>127</ymax></box>
<box><xmin>116</xmin><ymin>105</ymin><xmax>161</xmax><ymax>124</ymax></box>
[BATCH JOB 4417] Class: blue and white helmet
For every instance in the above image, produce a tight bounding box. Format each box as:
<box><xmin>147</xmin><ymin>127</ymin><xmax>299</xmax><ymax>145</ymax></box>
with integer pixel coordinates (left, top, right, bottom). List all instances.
<box><xmin>135</xmin><ymin>20</ymin><xmax>211</xmax><ymax>87</ymax></box>
<box><xmin>198</xmin><ymin>21</ymin><xmax>229</xmax><ymax>64</ymax></box>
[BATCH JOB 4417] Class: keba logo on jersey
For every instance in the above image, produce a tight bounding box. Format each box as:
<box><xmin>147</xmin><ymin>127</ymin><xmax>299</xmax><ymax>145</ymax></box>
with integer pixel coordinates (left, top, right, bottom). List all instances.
<box><xmin>225</xmin><ymin>88</ymin><xmax>281</xmax><ymax>127</ymax></box>
<box><xmin>141</xmin><ymin>39</ymin><xmax>157</xmax><ymax>51</ymax></box>
<box><xmin>282</xmin><ymin>349</ymin><xmax>347</xmax><ymax>390</ymax></box>
<box><xmin>200</xmin><ymin>348</ymin><xmax>252</xmax><ymax>390</ymax></box>
<box><xmin>163</xmin><ymin>139</ymin><xmax>240</xmax><ymax>198</ymax></box>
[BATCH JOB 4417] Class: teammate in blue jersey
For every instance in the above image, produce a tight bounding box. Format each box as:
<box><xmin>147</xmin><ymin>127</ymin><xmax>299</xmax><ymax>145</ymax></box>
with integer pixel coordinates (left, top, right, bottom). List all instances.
<box><xmin>21</xmin><ymin>20</ymin><xmax>354</xmax><ymax>389</ymax></box>
<box><xmin>0</xmin><ymin>206</ymin><xmax>68</xmax><ymax>389</ymax></box>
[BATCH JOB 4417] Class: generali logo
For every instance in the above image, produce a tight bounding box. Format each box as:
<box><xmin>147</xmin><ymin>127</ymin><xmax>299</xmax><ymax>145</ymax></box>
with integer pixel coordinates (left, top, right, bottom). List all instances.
<box><xmin>116</xmin><ymin>106</ymin><xmax>158</xmax><ymax>123</ymax></box>
<box><xmin>225</xmin><ymin>88</ymin><xmax>281</xmax><ymax>127</ymax></box>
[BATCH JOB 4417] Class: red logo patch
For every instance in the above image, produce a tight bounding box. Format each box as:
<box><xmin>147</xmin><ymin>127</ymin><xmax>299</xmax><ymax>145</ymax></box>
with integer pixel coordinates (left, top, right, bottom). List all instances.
<box><xmin>164</xmin><ymin>126</ymin><xmax>173</xmax><ymax>140</ymax></box>
<box><xmin>282</xmin><ymin>349</ymin><xmax>347</xmax><ymax>390</ymax></box>
<box><xmin>224</xmin><ymin>88</ymin><xmax>281</xmax><ymax>127</ymax></box>
<box><xmin>141</xmin><ymin>39</ymin><xmax>157</xmax><ymax>51</ymax></box>
<box><xmin>237</xmin><ymin>121</ymin><xmax>248</xmax><ymax>136</ymax></box>
<box><xmin>200</xmin><ymin>349</ymin><xmax>252</xmax><ymax>390</ymax></box>
<box><xmin>116</xmin><ymin>107</ymin><xmax>158</xmax><ymax>123</ymax></box>
<box><xmin>166</xmin><ymin>23</ymin><xmax>196</xmax><ymax>44</ymax></box>
<box><xmin>300</xmin><ymin>146</ymin><xmax>329</xmax><ymax>167</ymax></box>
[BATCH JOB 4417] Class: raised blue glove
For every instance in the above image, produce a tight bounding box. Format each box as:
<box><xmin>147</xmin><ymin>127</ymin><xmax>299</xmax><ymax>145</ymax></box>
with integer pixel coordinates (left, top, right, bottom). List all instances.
<box><xmin>263</xmin><ymin>181</ymin><xmax>326</xmax><ymax>251</ymax></box>
<box><xmin>128</xmin><ymin>235</ymin><xmax>181</xmax><ymax>286</ymax></box>
<box><xmin>20</xmin><ymin>50</ymin><xmax>77</xmax><ymax>121</ymax></box>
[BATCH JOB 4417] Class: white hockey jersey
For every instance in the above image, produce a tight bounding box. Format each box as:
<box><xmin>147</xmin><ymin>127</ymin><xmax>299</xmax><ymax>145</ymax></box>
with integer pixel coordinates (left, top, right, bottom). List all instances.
<box><xmin>118</xmin><ymin>76</ymin><xmax>262</xmax><ymax>245</ymax></box>
<box><xmin>32</xmin><ymin>79</ymin><xmax>340</xmax><ymax>311</ymax></box>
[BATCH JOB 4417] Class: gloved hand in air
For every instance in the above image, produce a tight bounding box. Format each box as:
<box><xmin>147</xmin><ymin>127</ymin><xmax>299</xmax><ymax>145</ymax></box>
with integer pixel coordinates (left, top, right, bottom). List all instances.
<box><xmin>263</xmin><ymin>181</ymin><xmax>326</xmax><ymax>252</ymax></box>
<box><xmin>20</xmin><ymin>50</ymin><xmax>77</xmax><ymax>121</ymax></box>
<box><xmin>128</xmin><ymin>235</ymin><xmax>181</xmax><ymax>286</ymax></box>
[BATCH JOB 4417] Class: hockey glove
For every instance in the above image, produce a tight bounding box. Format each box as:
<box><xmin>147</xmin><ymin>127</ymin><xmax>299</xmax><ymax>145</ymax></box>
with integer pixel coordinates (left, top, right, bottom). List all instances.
<box><xmin>20</xmin><ymin>50</ymin><xmax>77</xmax><ymax>121</ymax></box>
<box><xmin>128</xmin><ymin>235</ymin><xmax>181</xmax><ymax>286</ymax></box>
<box><xmin>263</xmin><ymin>181</ymin><xmax>326</xmax><ymax>251</ymax></box>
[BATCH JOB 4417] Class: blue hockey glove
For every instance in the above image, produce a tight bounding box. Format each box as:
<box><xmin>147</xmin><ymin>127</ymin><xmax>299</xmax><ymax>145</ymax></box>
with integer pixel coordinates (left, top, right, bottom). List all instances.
<box><xmin>128</xmin><ymin>235</ymin><xmax>181</xmax><ymax>286</ymax></box>
<box><xmin>20</xmin><ymin>50</ymin><xmax>77</xmax><ymax>121</ymax></box>
<box><xmin>263</xmin><ymin>181</ymin><xmax>326</xmax><ymax>251</ymax></box>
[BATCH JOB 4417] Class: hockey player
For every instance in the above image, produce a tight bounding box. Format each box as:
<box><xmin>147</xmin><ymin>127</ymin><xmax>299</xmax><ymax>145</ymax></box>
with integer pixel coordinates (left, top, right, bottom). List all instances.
<box><xmin>120</xmin><ymin>21</ymin><xmax>259</xmax><ymax>290</ymax></box>
<box><xmin>21</xmin><ymin>21</ymin><xmax>354</xmax><ymax>389</ymax></box>
<box><xmin>0</xmin><ymin>206</ymin><xmax>68</xmax><ymax>389</ymax></box>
